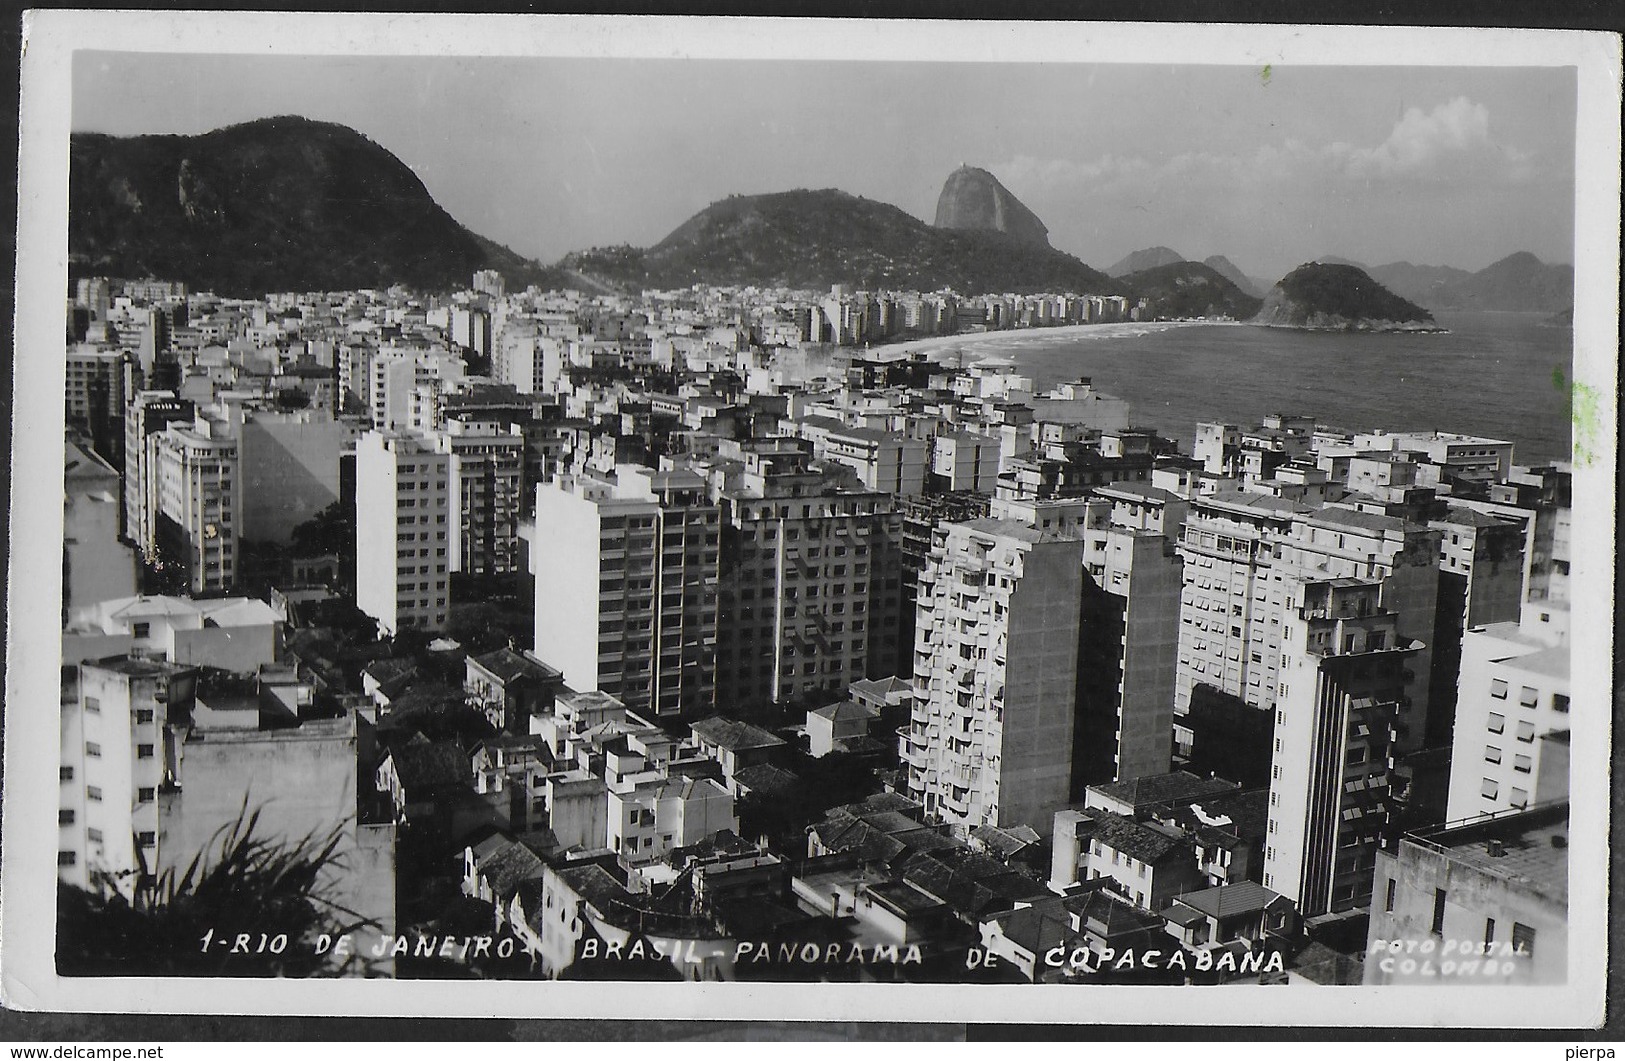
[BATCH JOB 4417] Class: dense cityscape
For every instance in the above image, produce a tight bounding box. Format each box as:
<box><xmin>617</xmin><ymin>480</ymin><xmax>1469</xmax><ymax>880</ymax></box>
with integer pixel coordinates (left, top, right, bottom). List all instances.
<box><xmin>57</xmin><ymin>268</ymin><xmax>1569</xmax><ymax>987</ymax></box>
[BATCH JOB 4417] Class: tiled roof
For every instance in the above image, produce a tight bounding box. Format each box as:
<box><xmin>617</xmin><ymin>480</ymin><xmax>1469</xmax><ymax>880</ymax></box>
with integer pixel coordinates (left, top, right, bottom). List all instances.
<box><xmin>809</xmin><ymin>700</ymin><xmax>880</xmax><ymax>723</ymax></box>
<box><xmin>689</xmin><ymin>716</ymin><xmax>787</xmax><ymax>753</ymax></box>
<box><xmin>1087</xmin><ymin>811</ymin><xmax>1192</xmax><ymax>865</ymax></box>
<box><xmin>1172</xmin><ymin>881</ymin><xmax>1282</xmax><ymax>922</ymax></box>
<box><xmin>733</xmin><ymin>763</ymin><xmax>801</xmax><ymax>798</ymax></box>
<box><xmin>1092</xmin><ymin>770</ymin><xmax>1238</xmax><ymax>812</ymax></box>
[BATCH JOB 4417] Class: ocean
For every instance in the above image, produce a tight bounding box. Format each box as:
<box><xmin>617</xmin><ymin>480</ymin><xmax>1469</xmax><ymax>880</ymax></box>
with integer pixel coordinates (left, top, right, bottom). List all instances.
<box><xmin>944</xmin><ymin>312</ymin><xmax>1574</xmax><ymax>467</ymax></box>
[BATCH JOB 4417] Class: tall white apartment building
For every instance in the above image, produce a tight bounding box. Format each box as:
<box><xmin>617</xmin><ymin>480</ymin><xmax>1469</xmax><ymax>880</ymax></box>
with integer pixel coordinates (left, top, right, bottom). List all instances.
<box><xmin>710</xmin><ymin>445</ymin><xmax>904</xmax><ymax>712</ymax></box>
<box><xmin>1173</xmin><ymin>494</ymin><xmax>1440</xmax><ymax>760</ymax></box>
<box><xmin>124</xmin><ymin>392</ymin><xmax>194</xmax><ymax>546</ymax></box>
<box><xmin>986</xmin><ymin>492</ymin><xmax>1184</xmax><ymax>787</ymax></box>
<box><xmin>1445</xmin><ymin>607</ymin><xmax>1569</xmax><ymax>821</ymax></box>
<box><xmin>903</xmin><ymin>513</ymin><xmax>1086</xmax><ymax>834</ymax></box>
<box><xmin>431</xmin><ymin>419</ymin><xmax>526</xmax><ymax>575</ymax></box>
<box><xmin>65</xmin><ymin>345</ymin><xmax>125</xmax><ymax>438</ymax></box>
<box><xmin>147</xmin><ymin>417</ymin><xmax>241</xmax><ymax>593</ymax></box>
<box><xmin>367</xmin><ymin>348</ymin><xmax>465</xmax><ymax>432</ymax></box>
<box><xmin>532</xmin><ymin>466</ymin><xmax>719</xmax><ymax>719</ymax></box>
<box><xmin>356</xmin><ymin>431</ymin><xmax>451</xmax><ymax>636</ymax></box>
<box><xmin>1264</xmin><ymin>577</ymin><xmax>1422</xmax><ymax>916</ymax></box>
<box><xmin>59</xmin><ymin>656</ymin><xmax>195</xmax><ymax>894</ymax></box>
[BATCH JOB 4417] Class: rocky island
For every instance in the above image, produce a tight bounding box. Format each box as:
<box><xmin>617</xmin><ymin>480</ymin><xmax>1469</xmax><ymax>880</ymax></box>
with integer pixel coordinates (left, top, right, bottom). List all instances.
<box><xmin>1251</xmin><ymin>262</ymin><xmax>1443</xmax><ymax>332</ymax></box>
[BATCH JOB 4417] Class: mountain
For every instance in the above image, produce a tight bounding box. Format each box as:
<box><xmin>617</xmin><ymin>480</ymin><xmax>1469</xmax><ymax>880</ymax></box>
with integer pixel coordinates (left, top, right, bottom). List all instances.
<box><xmin>1252</xmin><ymin>262</ymin><xmax>1438</xmax><ymax>331</ymax></box>
<box><xmin>1432</xmin><ymin>252</ymin><xmax>1573</xmax><ymax>312</ymax></box>
<box><xmin>932</xmin><ymin>165</ymin><xmax>1050</xmax><ymax>248</ymax></box>
<box><xmin>563</xmin><ymin>188</ymin><xmax>1118</xmax><ymax>295</ymax></box>
<box><xmin>1201</xmin><ymin>255</ymin><xmax>1262</xmax><ymax>298</ymax></box>
<box><xmin>1108</xmin><ymin>246</ymin><xmax>1185</xmax><ymax>277</ymax></box>
<box><xmin>1314</xmin><ymin>255</ymin><xmax>1368</xmax><ymax>269</ymax></box>
<box><xmin>69</xmin><ymin>116</ymin><xmax>558</xmax><ymax>296</ymax></box>
<box><xmin>1124</xmin><ymin>261</ymin><xmax>1262</xmax><ymax>320</ymax></box>
<box><xmin>1365</xmin><ymin>261</ymin><xmax>1474</xmax><ymax>309</ymax></box>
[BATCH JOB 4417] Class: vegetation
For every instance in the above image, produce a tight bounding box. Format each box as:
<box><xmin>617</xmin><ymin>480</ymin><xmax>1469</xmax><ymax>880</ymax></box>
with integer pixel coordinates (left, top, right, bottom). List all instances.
<box><xmin>564</xmin><ymin>188</ymin><xmax>1122</xmax><ymax>296</ymax></box>
<box><xmin>1121</xmin><ymin>261</ymin><xmax>1263</xmax><ymax>319</ymax></box>
<box><xmin>57</xmin><ymin>810</ymin><xmax>375</xmax><ymax>977</ymax></box>
<box><xmin>1256</xmin><ymin>262</ymin><xmax>1433</xmax><ymax>326</ymax></box>
<box><xmin>69</xmin><ymin>116</ymin><xmax>557</xmax><ymax>296</ymax></box>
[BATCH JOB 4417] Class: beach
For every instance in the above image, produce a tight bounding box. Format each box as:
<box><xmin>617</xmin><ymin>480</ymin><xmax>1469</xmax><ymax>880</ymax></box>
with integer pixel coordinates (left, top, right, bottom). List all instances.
<box><xmin>867</xmin><ymin>319</ymin><xmax>1237</xmax><ymax>364</ymax></box>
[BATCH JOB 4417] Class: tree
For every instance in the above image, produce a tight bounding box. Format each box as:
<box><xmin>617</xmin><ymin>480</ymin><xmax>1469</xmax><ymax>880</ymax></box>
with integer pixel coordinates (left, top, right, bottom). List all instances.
<box><xmin>57</xmin><ymin>810</ymin><xmax>379</xmax><ymax>978</ymax></box>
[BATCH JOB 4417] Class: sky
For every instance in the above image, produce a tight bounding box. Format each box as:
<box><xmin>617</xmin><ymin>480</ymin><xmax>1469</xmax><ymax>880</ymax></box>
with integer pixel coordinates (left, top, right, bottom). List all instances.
<box><xmin>71</xmin><ymin>53</ymin><xmax>1577</xmax><ymax>281</ymax></box>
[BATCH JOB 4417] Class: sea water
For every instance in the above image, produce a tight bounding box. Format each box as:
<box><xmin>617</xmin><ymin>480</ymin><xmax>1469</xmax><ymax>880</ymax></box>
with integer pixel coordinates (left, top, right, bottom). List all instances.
<box><xmin>954</xmin><ymin>312</ymin><xmax>1573</xmax><ymax>467</ymax></box>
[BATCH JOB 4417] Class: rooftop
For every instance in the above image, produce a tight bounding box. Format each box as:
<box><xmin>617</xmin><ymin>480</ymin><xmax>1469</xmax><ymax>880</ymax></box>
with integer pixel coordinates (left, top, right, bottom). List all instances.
<box><xmin>1090</xmin><ymin>770</ymin><xmax>1239</xmax><ymax>812</ymax></box>
<box><xmin>1171</xmin><ymin>881</ymin><xmax>1284</xmax><ymax>922</ymax></box>
<box><xmin>689</xmin><ymin>716</ymin><xmax>787</xmax><ymax>753</ymax></box>
<box><xmin>1409</xmin><ymin>802</ymin><xmax>1568</xmax><ymax>905</ymax></box>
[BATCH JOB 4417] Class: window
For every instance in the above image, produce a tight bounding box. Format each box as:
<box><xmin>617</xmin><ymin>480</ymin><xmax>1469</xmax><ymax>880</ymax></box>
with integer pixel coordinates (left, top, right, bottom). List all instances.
<box><xmin>1384</xmin><ymin>878</ymin><xmax>1396</xmax><ymax>913</ymax></box>
<box><xmin>57</xmin><ymin>851</ymin><xmax>76</xmax><ymax>867</ymax></box>
<box><xmin>1484</xmin><ymin>745</ymin><xmax>1502</xmax><ymax>765</ymax></box>
<box><xmin>1490</xmin><ymin>679</ymin><xmax>1508</xmax><ymax>700</ymax></box>
<box><xmin>138</xmin><ymin>744</ymin><xmax>155</xmax><ymax>760</ymax></box>
<box><xmin>58</xmin><ymin>809</ymin><xmax>74</xmax><ymax>826</ymax></box>
<box><xmin>1484</xmin><ymin>918</ymin><xmax>1496</xmax><ymax>947</ymax></box>
<box><xmin>1487</xmin><ymin>712</ymin><xmax>1506</xmax><ymax>735</ymax></box>
<box><xmin>86</xmin><ymin>786</ymin><xmax>102</xmax><ymax>802</ymax></box>
<box><xmin>83</xmin><ymin>696</ymin><xmax>100</xmax><ymax>714</ymax></box>
<box><xmin>1480</xmin><ymin>778</ymin><xmax>1499</xmax><ymax>801</ymax></box>
<box><xmin>87</xmin><ymin>828</ymin><xmax>103</xmax><ymax>843</ymax></box>
<box><xmin>135</xmin><ymin>709</ymin><xmax>154</xmax><ymax>724</ymax></box>
<box><xmin>1511</xmin><ymin>922</ymin><xmax>1536</xmax><ymax>957</ymax></box>
<box><xmin>137</xmin><ymin>831</ymin><xmax>156</xmax><ymax>848</ymax></box>
<box><xmin>1553</xmin><ymin>693</ymin><xmax>1570</xmax><ymax>714</ymax></box>
<box><xmin>59</xmin><ymin>766</ymin><xmax>73</xmax><ymax>782</ymax></box>
<box><xmin>1518</xmin><ymin>686</ymin><xmax>1539</xmax><ymax>708</ymax></box>
<box><xmin>1431</xmin><ymin>889</ymin><xmax>1447</xmax><ymax>936</ymax></box>
<box><xmin>1510</xmin><ymin>787</ymin><xmax>1529</xmax><ymax>809</ymax></box>
<box><xmin>85</xmin><ymin>742</ymin><xmax>101</xmax><ymax>758</ymax></box>
<box><xmin>138</xmin><ymin>787</ymin><xmax>156</xmax><ymax>803</ymax></box>
<box><xmin>1516</xmin><ymin>721</ymin><xmax>1536</xmax><ymax>743</ymax></box>
<box><xmin>1513</xmin><ymin>754</ymin><xmax>1532</xmax><ymax>774</ymax></box>
<box><xmin>132</xmin><ymin>622</ymin><xmax>150</xmax><ymax>639</ymax></box>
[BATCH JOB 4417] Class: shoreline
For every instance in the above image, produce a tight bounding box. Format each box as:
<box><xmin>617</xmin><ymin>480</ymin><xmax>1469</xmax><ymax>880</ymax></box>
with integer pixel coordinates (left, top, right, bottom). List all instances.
<box><xmin>863</xmin><ymin>319</ymin><xmax>1238</xmax><ymax>362</ymax></box>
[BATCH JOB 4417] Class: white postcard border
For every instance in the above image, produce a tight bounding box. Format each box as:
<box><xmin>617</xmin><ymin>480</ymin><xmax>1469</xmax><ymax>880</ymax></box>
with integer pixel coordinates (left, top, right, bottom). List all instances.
<box><xmin>5</xmin><ymin>11</ymin><xmax>1618</xmax><ymax>1026</ymax></box>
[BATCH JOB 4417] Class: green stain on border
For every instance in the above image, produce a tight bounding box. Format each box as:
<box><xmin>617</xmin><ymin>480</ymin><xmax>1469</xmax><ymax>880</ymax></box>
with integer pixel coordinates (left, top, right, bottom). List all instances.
<box><xmin>1260</xmin><ymin>64</ymin><xmax>1272</xmax><ymax>86</ymax></box>
<box><xmin>1553</xmin><ymin>365</ymin><xmax>1601</xmax><ymax>467</ymax></box>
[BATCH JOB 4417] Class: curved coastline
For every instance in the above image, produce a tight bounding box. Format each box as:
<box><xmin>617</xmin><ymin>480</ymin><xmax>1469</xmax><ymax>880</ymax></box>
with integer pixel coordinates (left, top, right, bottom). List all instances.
<box><xmin>870</xmin><ymin>319</ymin><xmax>1238</xmax><ymax>364</ymax></box>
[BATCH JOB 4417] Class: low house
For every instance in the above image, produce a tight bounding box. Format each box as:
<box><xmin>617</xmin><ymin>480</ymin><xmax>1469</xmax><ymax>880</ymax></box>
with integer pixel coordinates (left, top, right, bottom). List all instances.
<box><xmin>805</xmin><ymin>699</ymin><xmax>881</xmax><ymax>757</ymax></box>
<box><xmin>1162</xmin><ymin>881</ymin><xmax>1296</xmax><ymax>952</ymax></box>
<box><xmin>688</xmin><ymin>717</ymin><xmax>786</xmax><ymax>792</ymax></box>
<box><xmin>469</xmin><ymin>734</ymin><xmax>554</xmax><ymax>830</ymax></box>
<box><xmin>464</xmin><ymin>648</ymin><xmax>564</xmax><ymax>733</ymax></box>
<box><xmin>1077</xmin><ymin>810</ymin><xmax>1203</xmax><ymax>912</ymax></box>
<box><xmin>607</xmin><ymin>775</ymin><xmax>738</xmax><ymax>867</ymax></box>
<box><xmin>376</xmin><ymin>733</ymin><xmax>470</xmax><ymax>824</ymax></box>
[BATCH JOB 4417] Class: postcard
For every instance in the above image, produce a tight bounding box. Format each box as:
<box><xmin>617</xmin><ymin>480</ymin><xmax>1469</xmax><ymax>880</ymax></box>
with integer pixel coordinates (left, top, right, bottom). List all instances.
<box><xmin>4</xmin><ymin>11</ymin><xmax>1617</xmax><ymax>1026</ymax></box>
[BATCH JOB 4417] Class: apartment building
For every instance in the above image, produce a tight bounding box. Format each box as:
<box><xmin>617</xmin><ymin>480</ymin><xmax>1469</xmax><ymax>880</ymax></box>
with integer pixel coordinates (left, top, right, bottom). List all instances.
<box><xmin>431</xmin><ymin>418</ymin><xmax>526</xmax><ymax>575</ymax></box>
<box><xmin>903</xmin><ymin>513</ymin><xmax>1085</xmax><ymax>834</ymax></box>
<box><xmin>1264</xmin><ymin>578</ymin><xmax>1422</xmax><ymax>916</ymax></box>
<box><xmin>1445</xmin><ymin>610</ymin><xmax>1569</xmax><ymax>821</ymax></box>
<box><xmin>531</xmin><ymin>466</ymin><xmax>719</xmax><ymax>719</ymax></box>
<box><xmin>66</xmin><ymin>438</ymin><xmax>137</xmax><ymax>618</ymax></box>
<box><xmin>147</xmin><ymin>416</ymin><xmax>241</xmax><ymax>593</ymax></box>
<box><xmin>123</xmin><ymin>392</ymin><xmax>195</xmax><ymax>547</ymax></box>
<box><xmin>366</xmin><ymin>348</ymin><xmax>466</xmax><ymax>432</ymax></box>
<box><xmin>355</xmin><ymin>430</ymin><xmax>451</xmax><ymax>636</ymax></box>
<box><xmin>1366</xmin><ymin>802</ymin><xmax>1568</xmax><ymax>986</ymax></box>
<box><xmin>1173</xmin><ymin>494</ymin><xmax>1440</xmax><ymax>763</ymax></box>
<box><xmin>59</xmin><ymin>656</ymin><xmax>197</xmax><ymax>894</ymax></box>
<box><xmin>710</xmin><ymin>444</ymin><xmax>904</xmax><ymax>712</ymax></box>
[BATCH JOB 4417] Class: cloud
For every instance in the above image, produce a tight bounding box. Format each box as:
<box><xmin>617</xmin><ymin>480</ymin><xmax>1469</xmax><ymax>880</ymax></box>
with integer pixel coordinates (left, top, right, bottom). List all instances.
<box><xmin>1342</xmin><ymin>97</ymin><xmax>1529</xmax><ymax>180</ymax></box>
<box><xmin>995</xmin><ymin>97</ymin><xmax>1534</xmax><ymax>201</ymax></box>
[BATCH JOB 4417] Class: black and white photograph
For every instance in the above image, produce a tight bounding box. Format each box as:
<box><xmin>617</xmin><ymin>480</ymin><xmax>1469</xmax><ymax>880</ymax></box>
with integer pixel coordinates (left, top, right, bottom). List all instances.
<box><xmin>3</xmin><ymin>11</ymin><xmax>1618</xmax><ymax>1029</ymax></box>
